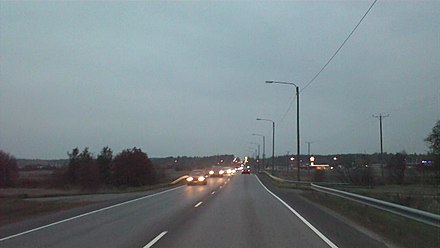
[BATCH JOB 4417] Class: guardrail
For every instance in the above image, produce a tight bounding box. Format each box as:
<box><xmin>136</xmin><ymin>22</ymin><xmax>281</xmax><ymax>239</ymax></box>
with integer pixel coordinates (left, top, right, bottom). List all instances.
<box><xmin>169</xmin><ymin>175</ymin><xmax>188</xmax><ymax>185</ymax></box>
<box><xmin>261</xmin><ymin>171</ymin><xmax>310</xmax><ymax>185</ymax></box>
<box><xmin>261</xmin><ymin>171</ymin><xmax>440</xmax><ymax>227</ymax></box>
<box><xmin>311</xmin><ymin>183</ymin><xmax>440</xmax><ymax>227</ymax></box>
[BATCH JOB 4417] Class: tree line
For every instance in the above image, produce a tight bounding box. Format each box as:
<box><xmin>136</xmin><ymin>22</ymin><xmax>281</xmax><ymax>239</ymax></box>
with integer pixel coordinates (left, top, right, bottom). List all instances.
<box><xmin>52</xmin><ymin>146</ymin><xmax>157</xmax><ymax>189</ymax></box>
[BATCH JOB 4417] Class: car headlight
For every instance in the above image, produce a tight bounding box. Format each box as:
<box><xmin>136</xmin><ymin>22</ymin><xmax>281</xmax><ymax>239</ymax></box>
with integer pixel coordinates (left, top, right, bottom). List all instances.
<box><xmin>219</xmin><ymin>170</ymin><xmax>224</xmax><ymax>174</ymax></box>
<box><xmin>198</xmin><ymin>176</ymin><xmax>205</xmax><ymax>181</ymax></box>
<box><xmin>227</xmin><ymin>169</ymin><xmax>231</xmax><ymax>174</ymax></box>
<box><xmin>209</xmin><ymin>170</ymin><xmax>214</xmax><ymax>175</ymax></box>
<box><xmin>186</xmin><ymin>177</ymin><xmax>194</xmax><ymax>182</ymax></box>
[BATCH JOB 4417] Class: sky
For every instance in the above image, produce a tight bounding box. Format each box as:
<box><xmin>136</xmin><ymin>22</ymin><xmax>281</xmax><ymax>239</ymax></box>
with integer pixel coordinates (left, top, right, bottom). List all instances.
<box><xmin>0</xmin><ymin>1</ymin><xmax>439</xmax><ymax>159</ymax></box>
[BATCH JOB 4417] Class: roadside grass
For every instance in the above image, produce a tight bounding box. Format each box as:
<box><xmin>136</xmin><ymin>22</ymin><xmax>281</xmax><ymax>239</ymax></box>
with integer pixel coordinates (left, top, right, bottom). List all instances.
<box><xmin>0</xmin><ymin>169</ymin><xmax>189</xmax><ymax>199</ymax></box>
<box><xmin>302</xmin><ymin>190</ymin><xmax>440</xmax><ymax>248</ymax></box>
<box><xmin>341</xmin><ymin>184</ymin><xmax>440</xmax><ymax>215</ymax></box>
<box><xmin>0</xmin><ymin>198</ymin><xmax>95</xmax><ymax>227</ymax></box>
<box><xmin>270</xmin><ymin>179</ymin><xmax>310</xmax><ymax>190</ymax></box>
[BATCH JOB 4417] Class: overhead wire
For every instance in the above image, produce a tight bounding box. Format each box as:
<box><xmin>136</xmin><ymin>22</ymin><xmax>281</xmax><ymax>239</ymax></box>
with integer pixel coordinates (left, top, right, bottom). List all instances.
<box><xmin>301</xmin><ymin>0</ymin><xmax>378</xmax><ymax>93</ymax></box>
<box><xmin>277</xmin><ymin>0</ymin><xmax>378</xmax><ymax>124</ymax></box>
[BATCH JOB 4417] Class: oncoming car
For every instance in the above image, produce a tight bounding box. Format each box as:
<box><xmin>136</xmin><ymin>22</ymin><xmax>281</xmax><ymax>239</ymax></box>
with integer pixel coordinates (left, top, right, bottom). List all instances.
<box><xmin>208</xmin><ymin>166</ymin><xmax>224</xmax><ymax>177</ymax></box>
<box><xmin>223</xmin><ymin>167</ymin><xmax>235</xmax><ymax>176</ymax></box>
<box><xmin>186</xmin><ymin>170</ymin><xmax>208</xmax><ymax>185</ymax></box>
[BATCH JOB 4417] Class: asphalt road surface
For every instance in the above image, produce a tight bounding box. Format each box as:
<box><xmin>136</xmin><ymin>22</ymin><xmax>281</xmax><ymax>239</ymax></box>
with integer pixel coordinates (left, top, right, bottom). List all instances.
<box><xmin>0</xmin><ymin>174</ymin><xmax>388</xmax><ymax>248</ymax></box>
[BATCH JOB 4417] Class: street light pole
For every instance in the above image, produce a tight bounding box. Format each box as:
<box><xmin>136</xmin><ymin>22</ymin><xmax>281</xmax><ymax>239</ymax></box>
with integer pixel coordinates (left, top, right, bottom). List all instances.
<box><xmin>266</xmin><ymin>80</ymin><xmax>301</xmax><ymax>181</ymax></box>
<box><xmin>257</xmin><ymin>118</ymin><xmax>275</xmax><ymax>175</ymax></box>
<box><xmin>250</xmin><ymin>142</ymin><xmax>260</xmax><ymax>158</ymax></box>
<box><xmin>252</xmin><ymin>133</ymin><xmax>265</xmax><ymax>171</ymax></box>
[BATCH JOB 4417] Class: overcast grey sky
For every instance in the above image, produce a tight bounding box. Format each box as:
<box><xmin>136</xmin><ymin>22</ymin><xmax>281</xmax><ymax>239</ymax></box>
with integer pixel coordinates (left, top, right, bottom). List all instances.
<box><xmin>1</xmin><ymin>1</ymin><xmax>439</xmax><ymax>159</ymax></box>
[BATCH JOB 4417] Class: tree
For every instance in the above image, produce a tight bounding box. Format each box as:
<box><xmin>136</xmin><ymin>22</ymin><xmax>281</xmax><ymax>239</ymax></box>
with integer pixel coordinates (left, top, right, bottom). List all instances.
<box><xmin>425</xmin><ymin>120</ymin><xmax>440</xmax><ymax>169</ymax></box>
<box><xmin>113</xmin><ymin>147</ymin><xmax>156</xmax><ymax>187</ymax></box>
<box><xmin>97</xmin><ymin>146</ymin><xmax>113</xmax><ymax>184</ymax></box>
<box><xmin>387</xmin><ymin>153</ymin><xmax>406</xmax><ymax>184</ymax></box>
<box><xmin>66</xmin><ymin>147</ymin><xmax>100</xmax><ymax>189</ymax></box>
<box><xmin>0</xmin><ymin>150</ymin><xmax>19</xmax><ymax>187</ymax></box>
<box><xmin>76</xmin><ymin>148</ymin><xmax>100</xmax><ymax>189</ymax></box>
<box><xmin>67</xmin><ymin>147</ymin><xmax>80</xmax><ymax>184</ymax></box>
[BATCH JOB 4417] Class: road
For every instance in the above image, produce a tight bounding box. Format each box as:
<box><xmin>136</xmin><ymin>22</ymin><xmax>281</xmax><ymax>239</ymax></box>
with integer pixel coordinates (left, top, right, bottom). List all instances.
<box><xmin>0</xmin><ymin>174</ymin><xmax>388</xmax><ymax>248</ymax></box>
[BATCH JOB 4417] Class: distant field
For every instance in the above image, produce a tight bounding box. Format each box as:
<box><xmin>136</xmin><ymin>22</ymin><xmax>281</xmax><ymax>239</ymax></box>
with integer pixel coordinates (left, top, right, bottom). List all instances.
<box><xmin>0</xmin><ymin>169</ymin><xmax>190</xmax><ymax>198</ymax></box>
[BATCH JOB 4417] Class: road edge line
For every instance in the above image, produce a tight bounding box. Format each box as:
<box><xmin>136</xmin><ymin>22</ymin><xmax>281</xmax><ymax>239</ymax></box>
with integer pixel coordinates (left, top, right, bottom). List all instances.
<box><xmin>255</xmin><ymin>175</ymin><xmax>338</xmax><ymax>248</ymax></box>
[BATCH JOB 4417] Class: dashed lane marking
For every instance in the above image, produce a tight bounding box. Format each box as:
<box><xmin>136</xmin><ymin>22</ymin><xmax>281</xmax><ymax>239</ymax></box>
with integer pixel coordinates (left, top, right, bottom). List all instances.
<box><xmin>143</xmin><ymin>231</ymin><xmax>168</xmax><ymax>248</ymax></box>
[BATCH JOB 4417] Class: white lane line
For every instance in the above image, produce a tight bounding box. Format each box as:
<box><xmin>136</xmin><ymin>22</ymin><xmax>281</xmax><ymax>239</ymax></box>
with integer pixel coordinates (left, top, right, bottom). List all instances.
<box><xmin>0</xmin><ymin>186</ymin><xmax>185</xmax><ymax>242</ymax></box>
<box><xmin>211</xmin><ymin>191</ymin><xmax>216</xmax><ymax>195</ymax></box>
<box><xmin>219</xmin><ymin>185</ymin><xmax>223</xmax><ymax>189</ymax></box>
<box><xmin>143</xmin><ymin>231</ymin><xmax>168</xmax><ymax>248</ymax></box>
<box><xmin>255</xmin><ymin>176</ymin><xmax>338</xmax><ymax>248</ymax></box>
<box><xmin>194</xmin><ymin>201</ymin><xmax>203</xmax><ymax>208</ymax></box>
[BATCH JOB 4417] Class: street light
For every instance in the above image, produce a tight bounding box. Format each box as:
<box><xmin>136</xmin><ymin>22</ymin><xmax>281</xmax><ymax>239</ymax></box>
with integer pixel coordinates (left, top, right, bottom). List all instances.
<box><xmin>247</xmin><ymin>147</ymin><xmax>257</xmax><ymax>158</ymax></box>
<box><xmin>249</xmin><ymin>142</ymin><xmax>260</xmax><ymax>158</ymax></box>
<box><xmin>249</xmin><ymin>142</ymin><xmax>260</xmax><ymax>172</ymax></box>
<box><xmin>252</xmin><ymin>133</ymin><xmax>266</xmax><ymax>172</ymax></box>
<box><xmin>266</xmin><ymin>80</ymin><xmax>301</xmax><ymax>181</ymax></box>
<box><xmin>310</xmin><ymin>156</ymin><xmax>315</xmax><ymax>166</ymax></box>
<box><xmin>257</xmin><ymin>118</ymin><xmax>275</xmax><ymax>174</ymax></box>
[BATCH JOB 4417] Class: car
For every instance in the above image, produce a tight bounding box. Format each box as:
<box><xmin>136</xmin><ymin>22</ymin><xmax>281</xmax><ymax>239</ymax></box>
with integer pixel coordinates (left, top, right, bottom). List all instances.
<box><xmin>222</xmin><ymin>167</ymin><xmax>235</xmax><ymax>176</ymax></box>
<box><xmin>186</xmin><ymin>169</ymin><xmax>208</xmax><ymax>185</ymax></box>
<box><xmin>242</xmin><ymin>165</ymin><xmax>251</xmax><ymax>174</ymax></box>
<box><xmin>208</xmin><ymin>166</ymin><xmax>224</xmax><ymax>177</ymax></box>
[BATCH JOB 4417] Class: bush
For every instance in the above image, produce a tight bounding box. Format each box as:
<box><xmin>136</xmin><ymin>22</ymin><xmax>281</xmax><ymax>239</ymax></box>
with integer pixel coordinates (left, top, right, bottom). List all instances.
<box><xmin>0</xmin><ymin>150</ymin><xmax>19</xmax><ymax>187</ymax></box>
<box><xmin>312</xmin><ymin>169</ymin><xmax>326</xmax><ymax>182</ymax></box>
<box><xmin>113</xmin><ymin>147</ymin><xmax>156</xmax><ymax>187</ymax></box>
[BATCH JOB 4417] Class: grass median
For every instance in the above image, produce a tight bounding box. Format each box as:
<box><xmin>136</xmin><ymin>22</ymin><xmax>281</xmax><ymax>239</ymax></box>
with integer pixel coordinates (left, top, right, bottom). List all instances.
<box><xmin>0</xmin><ymin>198</ymin><xmax>95</xmax><ymax>227</ymax></box>
<box><xmin>0</xmin><ymin>170</ymin><xmax>189</xmax><ymax>227</ymax></box>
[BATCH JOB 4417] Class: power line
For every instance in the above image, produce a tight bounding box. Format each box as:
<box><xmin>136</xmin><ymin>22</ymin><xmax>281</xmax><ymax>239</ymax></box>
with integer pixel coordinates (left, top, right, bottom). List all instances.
<box><xmin>278</xmin><ymin>93</ymin><xmax>296</xmax><ymax>123</ymax></box>
<box><xmin>301</xmin><ymin>0</ymin><xmax>378</xmax><ymax>93</ymax></box>
<box><xmin>277</xmin><ymin>0</ymin><xmax>378</xmax><ymax>124</ymax></box>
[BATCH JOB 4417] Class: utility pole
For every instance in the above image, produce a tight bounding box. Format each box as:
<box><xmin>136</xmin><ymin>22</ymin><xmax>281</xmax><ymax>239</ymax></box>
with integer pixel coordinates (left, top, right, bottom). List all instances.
<box><xmin>373</xmin><ymin>113</ymin><xmax>390</xmax><ymax>178</ymax></box>
<box><xmin>272</xmin><ymin>121</ymin><xmax>275</xmax><ymax>174</ymax></box>
<box><xmin>253</xmin><ymin>133</ymin><xmax>266</xmax><ymax>171</ymax></box>
<box><xmin>256</xmin><ymin>119</ymin><xmax>275</xmax><ymax>174</ymax></box>
<box><xmin>306</xmin><ymin>141</ymin><xmax>313</xmax><ymax>156</ymax></box>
